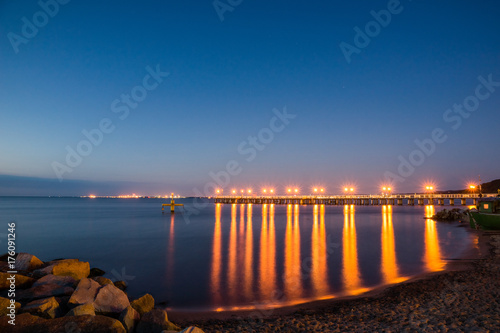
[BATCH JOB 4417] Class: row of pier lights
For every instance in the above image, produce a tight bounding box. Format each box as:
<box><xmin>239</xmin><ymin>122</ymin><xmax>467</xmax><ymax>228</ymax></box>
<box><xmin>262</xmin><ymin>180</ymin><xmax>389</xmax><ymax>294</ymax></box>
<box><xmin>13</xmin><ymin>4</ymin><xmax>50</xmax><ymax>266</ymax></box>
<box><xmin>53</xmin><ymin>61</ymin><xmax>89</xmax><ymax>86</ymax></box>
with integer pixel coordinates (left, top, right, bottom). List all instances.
<box><xmin>214</xmin><ymin>183</ymin><xmax>481</xmax><ymax>197</ymax></box>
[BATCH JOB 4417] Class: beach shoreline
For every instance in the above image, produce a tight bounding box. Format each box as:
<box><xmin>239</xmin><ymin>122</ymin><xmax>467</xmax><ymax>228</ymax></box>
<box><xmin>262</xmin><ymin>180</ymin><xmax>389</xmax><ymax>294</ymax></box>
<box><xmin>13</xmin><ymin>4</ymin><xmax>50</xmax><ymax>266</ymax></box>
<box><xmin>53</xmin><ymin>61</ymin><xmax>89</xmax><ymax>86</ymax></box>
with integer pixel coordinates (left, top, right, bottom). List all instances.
<box><xmin>171</xmin><ymin>229</ymin><xmax>500</xmax><ymax>332</ymax></box>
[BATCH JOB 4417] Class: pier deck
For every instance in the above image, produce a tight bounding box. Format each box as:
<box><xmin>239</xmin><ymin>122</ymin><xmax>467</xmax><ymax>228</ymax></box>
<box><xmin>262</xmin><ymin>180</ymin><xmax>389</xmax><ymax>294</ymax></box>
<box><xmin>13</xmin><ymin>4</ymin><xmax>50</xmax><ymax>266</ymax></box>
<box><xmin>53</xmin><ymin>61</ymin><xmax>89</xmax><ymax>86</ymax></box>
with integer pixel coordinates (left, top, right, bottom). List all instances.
<box><xmin>214</xmin><ymin>194</ymin><xmax>497</xmax><ymax>206</ymax></box>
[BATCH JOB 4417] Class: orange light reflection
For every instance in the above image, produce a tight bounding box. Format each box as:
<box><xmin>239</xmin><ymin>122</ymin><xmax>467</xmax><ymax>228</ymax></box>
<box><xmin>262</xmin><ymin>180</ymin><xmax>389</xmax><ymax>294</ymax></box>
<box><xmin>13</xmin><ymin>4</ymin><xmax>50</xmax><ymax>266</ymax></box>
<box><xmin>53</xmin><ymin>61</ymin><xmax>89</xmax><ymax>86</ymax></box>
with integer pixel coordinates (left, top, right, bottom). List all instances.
<box><xmin>227</xmin><ymin>204</ymin><xmax>237</xmax><ymax>301</ymax></box>
<box><xmin>210</xmin><ymin>203</ymin><xmax>222</xmax><ymax>304</ymax></box>
<box><xmin>381</xmin><ymin>205</ymin><xmax>400</xmax><ymax>283</ymax></box>
<box><xmin>244</xmin><ymin>204</ymin><xmax>253</xmax><ymax>298</ymax></box>
<box><xmin>342</xmin><ymin>205</ymin><xmax>364</xmax><ymax>294</ymax></box>
<box><xmin>424</xmin><ymin>205</ymin><xmax>445</xmax><ymax>271</ymax></box>
<box><xmin>311</xmin><ymin>205</ymin><xmax>328</xmax><ymax>296</ymax></box>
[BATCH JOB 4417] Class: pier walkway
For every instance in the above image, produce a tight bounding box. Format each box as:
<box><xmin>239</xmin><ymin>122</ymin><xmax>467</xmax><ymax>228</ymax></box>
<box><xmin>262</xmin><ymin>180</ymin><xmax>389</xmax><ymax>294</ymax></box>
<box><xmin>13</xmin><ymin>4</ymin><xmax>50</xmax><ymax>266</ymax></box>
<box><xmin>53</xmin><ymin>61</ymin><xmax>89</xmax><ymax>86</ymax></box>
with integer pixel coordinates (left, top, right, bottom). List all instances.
<box><xmin>214</xmin><ymin>193</ymin><xmax>497</xmax><ymax>206</ymax></box>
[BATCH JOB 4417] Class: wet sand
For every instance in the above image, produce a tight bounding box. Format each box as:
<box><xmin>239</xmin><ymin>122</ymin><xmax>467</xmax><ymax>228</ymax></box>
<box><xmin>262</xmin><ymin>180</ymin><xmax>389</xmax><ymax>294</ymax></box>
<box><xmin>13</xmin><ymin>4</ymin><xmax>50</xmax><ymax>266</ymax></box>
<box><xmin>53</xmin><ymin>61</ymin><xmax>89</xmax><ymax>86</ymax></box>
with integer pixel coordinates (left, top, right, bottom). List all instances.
<box><xmin>171</xmin><ymin>229</ymin><xmax>500</xmax><ymax>332</ymax></box>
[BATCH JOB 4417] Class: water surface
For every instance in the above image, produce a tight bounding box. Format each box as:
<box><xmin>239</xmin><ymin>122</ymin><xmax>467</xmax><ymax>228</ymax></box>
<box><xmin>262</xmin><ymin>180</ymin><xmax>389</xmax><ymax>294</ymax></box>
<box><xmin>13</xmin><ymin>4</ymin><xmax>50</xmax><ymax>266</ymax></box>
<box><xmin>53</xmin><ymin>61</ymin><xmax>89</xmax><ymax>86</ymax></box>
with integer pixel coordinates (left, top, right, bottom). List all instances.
<box><xmin>0</xmin><ymin>197</ymin><xmax>474</xmax><ymax>311</ymax></box>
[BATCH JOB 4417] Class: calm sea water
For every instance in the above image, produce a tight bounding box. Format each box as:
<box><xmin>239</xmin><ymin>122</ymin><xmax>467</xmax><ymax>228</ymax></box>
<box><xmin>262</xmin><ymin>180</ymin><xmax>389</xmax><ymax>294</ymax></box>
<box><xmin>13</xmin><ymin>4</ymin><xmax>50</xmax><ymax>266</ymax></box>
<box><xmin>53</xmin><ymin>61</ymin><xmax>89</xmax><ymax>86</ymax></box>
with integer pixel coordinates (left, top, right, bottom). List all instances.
<box><xmin>0</xmin><ymin>197</ymin><xmax>474</xmax><ymax>311</ymax></box>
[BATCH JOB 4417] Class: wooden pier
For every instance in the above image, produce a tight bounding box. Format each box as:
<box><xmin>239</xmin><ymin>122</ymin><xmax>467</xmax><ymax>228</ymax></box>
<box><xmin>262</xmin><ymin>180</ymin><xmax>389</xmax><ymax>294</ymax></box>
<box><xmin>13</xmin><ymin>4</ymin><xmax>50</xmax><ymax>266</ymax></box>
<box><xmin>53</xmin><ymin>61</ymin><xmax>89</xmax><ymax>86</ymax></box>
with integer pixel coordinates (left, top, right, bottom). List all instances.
<box><xmin>214</xmin><ymin>193</ymin><xmax>496</xmax><ymax>206</ymax></box>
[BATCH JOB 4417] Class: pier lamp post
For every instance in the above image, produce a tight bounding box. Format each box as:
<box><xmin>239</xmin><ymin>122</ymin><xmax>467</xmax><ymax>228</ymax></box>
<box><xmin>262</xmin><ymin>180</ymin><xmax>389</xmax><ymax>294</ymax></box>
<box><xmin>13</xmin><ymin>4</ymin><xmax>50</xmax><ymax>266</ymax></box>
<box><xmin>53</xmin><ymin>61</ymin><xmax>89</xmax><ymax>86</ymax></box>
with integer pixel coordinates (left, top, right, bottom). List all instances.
<box><xmin>320</xmin><ymin>188</ymin><xmax>324</xmax><ymax>193</ymax></box>
<box><xmin>232</xmin><ymin>189</ymin><xmax>236</xmax><ymax>195</ymax></box>
<box><xmin>287</xmin><ymin>188</ymin><xmax>292</xmax><ymax>195</ymax></box>
<box><xmin>382</xmin><ymin>186</ymin><xmax>392</xmax><ymax>197</ymax></box>
<box><xmin>270</xmin><ymin>189</ymin><xmax>274</xmax><ymax>194</ymax></box>
<box><xmin>469</xmin><ymin>185</ymin><xmax>476</xmax><ymax>195</ymax></box>
<box><xmin>425</xmin><ymin>185</ymin><xmax>434</xmax><ymax>197</ymax></box>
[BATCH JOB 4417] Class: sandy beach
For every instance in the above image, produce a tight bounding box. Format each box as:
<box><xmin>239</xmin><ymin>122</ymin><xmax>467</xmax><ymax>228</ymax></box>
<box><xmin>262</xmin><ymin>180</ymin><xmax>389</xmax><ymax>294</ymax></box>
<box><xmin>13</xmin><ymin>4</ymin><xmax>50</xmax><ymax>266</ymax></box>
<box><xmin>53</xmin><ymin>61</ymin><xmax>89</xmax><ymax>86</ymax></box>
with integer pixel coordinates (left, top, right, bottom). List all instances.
<box><xmin>174</xmin><ymin>230</ymin><xmax>500</xmax><ymax>332</ymax></box>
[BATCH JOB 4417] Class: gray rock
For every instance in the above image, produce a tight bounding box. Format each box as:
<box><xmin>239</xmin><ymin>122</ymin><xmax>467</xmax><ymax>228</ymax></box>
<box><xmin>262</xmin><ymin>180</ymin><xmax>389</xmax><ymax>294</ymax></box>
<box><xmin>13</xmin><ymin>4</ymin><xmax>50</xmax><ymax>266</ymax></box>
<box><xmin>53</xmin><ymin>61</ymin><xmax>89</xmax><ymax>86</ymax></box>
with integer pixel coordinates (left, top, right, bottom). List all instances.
<box><xmin>130</xmin><ymin>293</ymin><xmax>154</xmax><ymax>316</ymax></box>
<box><xmin>32</xmin><ymin>274</ymin><xmax>77</xmax><ymax>288</ymax></box>
<box><xmin>136</xmin><ymin>309</ymin><xmax>180</xmax><ymax>333</ymax></box>
<box><xmin>93</xmin><ymin>284</ymin><xmax>130</xmax><ymax>314</ymax></box>
<box><xmin>180</xmin><ymin>327</ymin><xmax>205</xmax><ymax>333</ymax></box>
<box><xmin>66</xmin><ymin>303</ymin><xmax>96</xmax><ymax>316</ymax></box>
<box><xmin>15</xmin><ymin>253</ymin><xmax>44</xmax><ymax>271</ymax></box>
<box><xmin>22</xmin><ymin>296</ymin><xmax>60</xmax><ymax>319</ymax></box>
<box><xmin>68</xmin><ymin>278</ymin><xmax>101</xmax><ymax>307</ymax></box>
<box><xmin>17</xmin><ymin>283</ymin><xmax>74</xmax><ymax>301</ymax></box>
<box><xmin>119</xmin><ymin>305</ymin><xmax>140</xmax><ymax>333</ymax></box>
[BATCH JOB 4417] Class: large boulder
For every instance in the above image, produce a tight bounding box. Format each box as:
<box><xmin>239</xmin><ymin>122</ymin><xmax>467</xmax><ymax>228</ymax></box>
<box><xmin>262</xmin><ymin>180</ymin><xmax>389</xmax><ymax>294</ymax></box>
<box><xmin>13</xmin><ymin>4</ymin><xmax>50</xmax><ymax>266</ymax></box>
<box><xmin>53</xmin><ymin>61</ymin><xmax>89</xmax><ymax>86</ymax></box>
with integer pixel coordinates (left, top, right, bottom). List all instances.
<box><xmin>130</xmin><ymin>293</ymin><xmax>154</xmax><ymax>316</ymax></box>
<box><xmin>136</xmin><ymin>309</ymin><xmax>180</xmax><ymax>333</ymax></box>
<box><xmin>119</xmin><ymin>305</ymin><xmax>140</xmax><ymax>333</ymax></box>
<box><xmin>0</xmin><ymin>296</ymin><xmax>20</xmax><ymax>316</ymax></box>
<box><xmin>32</xmin><ymin>274</ymin><xmax>76</xmax><ymax>288</ymax></box>
<box><xmin>68</xmin><ymin>278</ymin><xmax>101</xmax><ymax>307</ymax></box>
<box><xmin>21</xmin><ymin>296</ymin><xmax>60</xmax><ymax>319</ymax></box>
<box><xmin>34</xmin><ymin>259</ymin><xmax>90</xmax><ymax>280</ymax></box>
<box><xmin>66</xmin><ymin>303</ymin><xmax>96</xmax><ymax>316</ymax></box>
<box><xmin>0</xmin><ymin>272</ymin><xmax>35</xmax><ymax>290</ymax></box>
<box><xmin>15</xmin><ymin>253</ymin><xmax>44</xmax><ymax>271</ymax></box>
<box><xmin>17</xmin><ymin>283</ymin><xmax>74</xmax><ymax>301</ymax></box>
<box><xmin>93</xmin><ymin>276</ymin><xmax>113</xmax><ymax>286</ymax></box>
<box><xmin>0</xmin><ymin>313</ymin><xmax>126</xmax><ymax>333</ymax></box>
<box><xmin>52</xmin><ymin>259</ymin><xmax>90</xmax><ymax>280</ymax></box>
<box><xmin>93</xmin><ymin>284</ymin><xmax>130</xmax><ymax>314</ymax></box>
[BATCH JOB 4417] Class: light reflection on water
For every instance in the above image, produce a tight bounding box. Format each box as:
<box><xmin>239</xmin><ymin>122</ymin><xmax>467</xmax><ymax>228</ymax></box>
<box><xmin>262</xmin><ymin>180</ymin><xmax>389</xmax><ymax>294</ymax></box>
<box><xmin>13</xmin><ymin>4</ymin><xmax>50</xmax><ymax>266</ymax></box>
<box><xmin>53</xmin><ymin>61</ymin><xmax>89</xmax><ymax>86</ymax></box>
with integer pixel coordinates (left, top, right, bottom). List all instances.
<box><xmin>1</xmin><ymin>197</ymin><xmax>471</xmax><ymax>312</ymax></box>
<box><xmin>207</xmin><ymin>203</ymin><xmax>450</xmax><ymax>311</ymax></box>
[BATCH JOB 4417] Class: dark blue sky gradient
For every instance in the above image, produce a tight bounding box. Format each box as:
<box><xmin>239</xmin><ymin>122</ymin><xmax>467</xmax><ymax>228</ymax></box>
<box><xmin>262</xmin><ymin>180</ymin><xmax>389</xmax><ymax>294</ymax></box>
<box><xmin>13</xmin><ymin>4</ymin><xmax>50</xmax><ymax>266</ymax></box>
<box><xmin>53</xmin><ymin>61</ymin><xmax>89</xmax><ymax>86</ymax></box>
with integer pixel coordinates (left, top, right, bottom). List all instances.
<box><xmin>1</xmin><ymin>0</ymin><xmax>499</xmax><ymax>196</ymax></box>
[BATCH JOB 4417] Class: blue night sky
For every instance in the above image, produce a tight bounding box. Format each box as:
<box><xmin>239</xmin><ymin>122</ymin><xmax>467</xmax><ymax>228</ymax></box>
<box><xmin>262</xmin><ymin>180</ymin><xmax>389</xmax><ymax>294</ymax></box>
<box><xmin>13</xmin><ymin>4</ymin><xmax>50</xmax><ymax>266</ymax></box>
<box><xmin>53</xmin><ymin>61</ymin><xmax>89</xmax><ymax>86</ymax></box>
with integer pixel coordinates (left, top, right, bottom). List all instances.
<box><xmin>1</xmin><ymin>0</ymin><xmax>499</xmax><ymax>196</ymax></box>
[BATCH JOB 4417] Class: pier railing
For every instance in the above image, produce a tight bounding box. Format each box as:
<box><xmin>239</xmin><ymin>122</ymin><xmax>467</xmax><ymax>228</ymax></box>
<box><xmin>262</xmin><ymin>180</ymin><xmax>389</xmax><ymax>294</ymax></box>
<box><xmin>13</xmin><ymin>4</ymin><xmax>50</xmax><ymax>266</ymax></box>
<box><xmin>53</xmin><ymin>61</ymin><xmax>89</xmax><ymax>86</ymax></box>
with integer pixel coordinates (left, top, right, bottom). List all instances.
<box><xmin>213</xmin><ymin>193</ymin><xmax>497</xmax><ymax>206</ymax></box>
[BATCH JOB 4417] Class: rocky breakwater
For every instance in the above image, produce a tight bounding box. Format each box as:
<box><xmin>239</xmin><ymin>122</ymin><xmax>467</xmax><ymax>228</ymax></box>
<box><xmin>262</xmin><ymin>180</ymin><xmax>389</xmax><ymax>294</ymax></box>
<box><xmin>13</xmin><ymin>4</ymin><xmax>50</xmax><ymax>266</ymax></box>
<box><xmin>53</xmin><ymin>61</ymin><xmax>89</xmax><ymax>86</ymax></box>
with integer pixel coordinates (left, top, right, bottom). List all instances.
<box><xmin>430</xmin><ymin>208</ymin><xmax>469</xmax><ymax>222</ymax></box>
<box><xmin>0</xmin><ymin>253</ymin><xmax>205</xmax><ymax>333</ymax></box>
